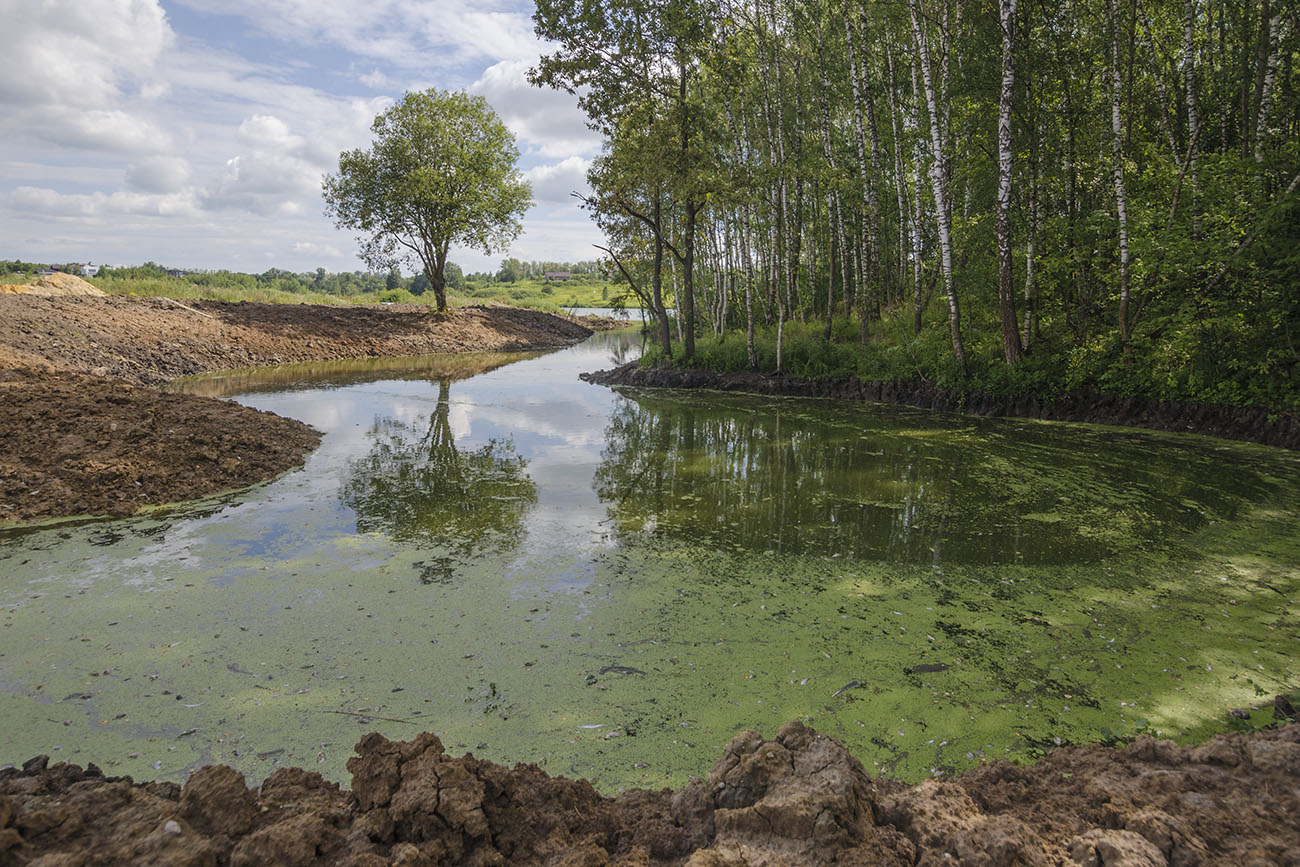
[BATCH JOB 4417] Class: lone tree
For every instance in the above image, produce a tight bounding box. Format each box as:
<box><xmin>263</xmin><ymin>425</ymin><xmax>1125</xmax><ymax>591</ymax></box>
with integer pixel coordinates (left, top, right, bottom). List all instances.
<box><xmin>323</xmin><ymin>89</ymin><xmax>531</xmax><ymax>311</ymax></box>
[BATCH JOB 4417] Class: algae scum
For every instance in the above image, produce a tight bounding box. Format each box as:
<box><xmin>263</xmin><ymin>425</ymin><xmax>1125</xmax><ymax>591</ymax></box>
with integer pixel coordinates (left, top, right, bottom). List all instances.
<box><xmin>1</xmin><ymin>332</ymin><xmax>1298</xmax><ymax>791</ymax></box>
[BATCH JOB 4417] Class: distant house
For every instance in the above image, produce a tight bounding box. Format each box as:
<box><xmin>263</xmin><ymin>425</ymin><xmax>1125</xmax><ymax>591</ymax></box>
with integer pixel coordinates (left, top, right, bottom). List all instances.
<box><xmin>166</xmin><ymin>268</ymin><xmax>189</xmax><ymax>277</ymax></box>
<box><xmin>79</xmin><ymin>264</ymin><xmax>99</xmax><ymax>277</ymax></box>
<box><xmin>544</xmin><ymin>271</ymin><xmax>573</xmax><ymax>282</ymax></box>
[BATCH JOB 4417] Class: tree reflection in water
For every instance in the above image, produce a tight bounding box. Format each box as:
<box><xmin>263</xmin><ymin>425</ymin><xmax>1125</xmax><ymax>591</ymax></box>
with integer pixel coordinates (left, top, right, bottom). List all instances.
<box><xmin>593</xmin><ymin>391</ymin><xmax>1250</xmax><ymax>566</ymax></box>
<box><xmin>341</xmin><ymin>378</ymin><xmax>537</xmax><ymax>583</ymax></box>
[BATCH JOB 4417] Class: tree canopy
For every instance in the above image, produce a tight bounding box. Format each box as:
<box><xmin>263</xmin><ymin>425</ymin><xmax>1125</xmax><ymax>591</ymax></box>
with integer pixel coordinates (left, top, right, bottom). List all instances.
<box><xmin>530</xmin><ymin>0</ymin><xmax>1300</xmax><ymax>409</ymax></box>
<box><xmin>323</xmin><ymin>89</ymin><xmax>532</xmax><ymax>311</ymax></box>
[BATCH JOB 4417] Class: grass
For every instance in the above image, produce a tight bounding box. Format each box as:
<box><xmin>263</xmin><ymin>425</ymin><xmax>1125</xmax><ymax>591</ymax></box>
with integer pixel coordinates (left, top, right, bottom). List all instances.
<box><xmin>459</xmin><ymin>276</ymin><xmax>623</xmax><ymax>311</ymax></box>
<box><xmin>642</xmin><ymin>302</ymin><xmax>1300</xmax><ymax>414</ymax></box>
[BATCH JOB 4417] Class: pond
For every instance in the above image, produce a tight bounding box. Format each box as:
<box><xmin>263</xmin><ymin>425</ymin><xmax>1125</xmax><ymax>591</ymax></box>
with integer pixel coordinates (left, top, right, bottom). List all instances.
<box><xmin>1</xmin><ymin>331</ymin><xmax>1297</xmax><ymax>791</ymax></box>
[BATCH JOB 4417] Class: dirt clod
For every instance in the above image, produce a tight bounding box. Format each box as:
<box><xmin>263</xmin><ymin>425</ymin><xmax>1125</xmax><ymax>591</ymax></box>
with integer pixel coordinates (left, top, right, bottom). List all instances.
<box><xmin>0</xmin><ymin>723</ymin><xmax>1296</xmax><ymax>865</ymax></box>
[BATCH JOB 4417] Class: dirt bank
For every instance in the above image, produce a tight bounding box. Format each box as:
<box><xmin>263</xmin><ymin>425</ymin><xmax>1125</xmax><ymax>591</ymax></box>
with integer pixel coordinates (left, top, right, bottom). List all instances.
<box><xmin>0</xmin><ymin>368</ymin><xmax>323</xmax><ymax>524</ymax></box>
<box><xmin>582</xmin><ymin>363</ymin><xmax>1300</xmax><ymax>451</ymax></box>
<box><xmin>0</xmin><ymin>297</ymin><xmax>597</xmax><ymax>524</ymax></box>
<box><xmin>2</xmin><ymin>719</ymin><xmax>1296</xmax><ymax>865</ymax></box>
<box><xmin>0</xmin><ymin>295</ymin><xmax>596</xmax><ymax>385</ymax></box>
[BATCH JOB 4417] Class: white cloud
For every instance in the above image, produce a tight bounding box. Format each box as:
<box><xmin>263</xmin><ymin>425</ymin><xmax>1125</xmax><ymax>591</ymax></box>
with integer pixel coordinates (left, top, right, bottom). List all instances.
<box><xmin>471</xmin><ymin>61</ymin><xmax>599</xmax><ymax>159</ymax></box>
<box><xmin>11</xmin><ymin>186</ymin><xmax>201</xmax><ymax>218</ymax></box>
<box><xmin>203</xmin><ymin>152</ymin><xmax>321</xmax><ymax>215</ymax></box>
<box><xmin>126</xmin><ymin>156</ymin><xmax>193</xmax><ymax>193</ymax></box>
<box><xmin>359</xmin><ymin>68</ymin><xmax>390</xmax><ymax>89</ymax></box>
<box><xmin>170</xmin><ymin>0</ymin><xmax>544</xmax><ymax>71</ymax></box>
<box><xmin>523</xmin><ymin>157</ymin><xmax>590</xmax><ymax>204</ymax></box>
<box><xmin>294</xmin><ymin>241</ymin><xmax>343</xmax><ymax>258</ymax></box>
<box><xmin>0</xmin><ymin>0</ymin><xmax>605</xmax><ymax>273</ymax></box>
<box><xmin>238</xmin><ymin>115</ymin><xmax>303</xmax><ymax>151</ymax></box>
<box><xmin>0</xmin><ymin>0</ymin><xmax>171</xmax><ymax>109</ymax></box>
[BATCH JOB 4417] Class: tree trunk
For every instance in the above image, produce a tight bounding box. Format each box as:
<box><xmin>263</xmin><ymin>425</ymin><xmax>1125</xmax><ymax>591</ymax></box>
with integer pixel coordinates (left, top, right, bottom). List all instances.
<box><xmin>996</xmin><ymin>0</ymin><xmax>1022</xmax><ymax>364</ymax></box>
<box><xmin>652</xmin><ymin>198</ymin><xmax>672</xmax><ymax>357</ymax></box>
<box><xmin>909</xmin><ymin>0</ymin><xmax>967</xmax><ymax>372</ymax></box>
<box><xmin>1109</xmin><ymin>0</ymin><xmax>1133</xmax><ymax>355</ymax></box>
<box><xmin>430</xmin><ymin>248</ymin><xmax>448</xmax><ymax>312</ymax></box>
<box><xmin>1253</xmin><ymin>9</ymin><xmax>1284</xmax><ymax>165</ymax></box>
<box><xmin>1183</xmin><ymin>0</ymin><xmax>1202</xmax><ymax>235</ymax></box>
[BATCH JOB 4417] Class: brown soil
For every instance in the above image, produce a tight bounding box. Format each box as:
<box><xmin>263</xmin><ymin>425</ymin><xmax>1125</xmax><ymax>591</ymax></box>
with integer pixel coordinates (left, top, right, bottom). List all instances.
<box><xmin>0</xmin><ymin>368</ymin><xmax>322</xmax><ymax>524</ymax></box>
<box><xmin>0</xmin><ymin>296</ymin><xmax>596</xmax><ymax>386</ymax></box>
<box><xmin>0</xmin><ymin>296</ymin><xmax>596</xmax><ymax>524</ymax></box>
<box><xmin>2</xmin><ymin>719</ymin><xmax>1297</xmax><ymax>866</ymax></box>
<box><xmin>582</xmin><ymin>363</ymin><xmax>1300</xmax><ymax>451</ymax></box>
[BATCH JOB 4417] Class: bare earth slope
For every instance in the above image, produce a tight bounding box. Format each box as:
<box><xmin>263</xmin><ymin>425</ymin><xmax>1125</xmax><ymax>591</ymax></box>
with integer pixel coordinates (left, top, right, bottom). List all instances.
<box><xmin>2</xmin><ymin>721</ymin><xmax>1297</xmax><ymax>866</ymax></box>
<box><xmin>0</xmin><ymin>296</ymin><xmax>595</xmax><ymax>524</ymax></box>
<box><xmin>0</xmin><ymin>296</ymin><xmax>594</xmax><ymax>385</ymax></box>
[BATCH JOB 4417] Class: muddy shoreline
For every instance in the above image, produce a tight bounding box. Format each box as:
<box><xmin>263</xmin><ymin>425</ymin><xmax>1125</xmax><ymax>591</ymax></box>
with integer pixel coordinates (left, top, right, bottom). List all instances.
<box><xmin>3</xmin><ymin>720</ymin><xmax>1297</xmax><ymax>865</ymax></box>
<box><xmin>582</xmin><ymin>362</ymin><xmax>1300</xmax><ymax>451</ymax></box>
<box><xmin>0</xmin><ymin>296</ymin><xmax>599</xmax><ymax>524</ymax></box>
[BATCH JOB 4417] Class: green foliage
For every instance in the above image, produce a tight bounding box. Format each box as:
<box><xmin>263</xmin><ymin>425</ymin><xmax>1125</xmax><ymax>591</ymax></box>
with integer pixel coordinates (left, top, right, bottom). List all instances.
<box><xmin>377</xmin><ymin>288</ymin><xmax>415</xmax><ymax>304</ymax></box>
<box><xmin>645</xmin><ymin>291</ymin><xmax>1300</xmax><ymax>413</ymax></box>
<box><xmin>323</xmin><ymin>88</ymin><xmax>532</xmax><ymax>310</ymax></box>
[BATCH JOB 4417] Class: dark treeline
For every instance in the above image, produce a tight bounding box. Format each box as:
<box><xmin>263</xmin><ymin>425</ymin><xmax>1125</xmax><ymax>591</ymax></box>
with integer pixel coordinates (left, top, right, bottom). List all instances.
<box><xmin>533</xmin><ymin>0</ymin><xmax>1300</xmax><ymax>409</ymax></box>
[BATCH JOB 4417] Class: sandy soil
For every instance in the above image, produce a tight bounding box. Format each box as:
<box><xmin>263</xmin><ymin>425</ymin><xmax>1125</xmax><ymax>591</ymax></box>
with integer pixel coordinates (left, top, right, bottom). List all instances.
<box><xmin>2</xmin><ymin>717</ymin><xmax>1297</xmax><ymax>866</ymax></box>
<box><xmin>0</xmin><ymin>296</ymin><xmax>598</xmax><ymax>524</ymax></box>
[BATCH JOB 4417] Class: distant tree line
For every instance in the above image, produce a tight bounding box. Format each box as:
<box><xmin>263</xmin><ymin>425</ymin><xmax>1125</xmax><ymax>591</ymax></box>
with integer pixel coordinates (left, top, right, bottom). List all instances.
<box><xmin>469</xmin><ymin>258</ymin><xmax>603</xmax><ymax>284</ymax></box>
<box><xmin>79</xmin><ymin>260</ymin><xmax>474</xmax><ymax>298</ymax></box>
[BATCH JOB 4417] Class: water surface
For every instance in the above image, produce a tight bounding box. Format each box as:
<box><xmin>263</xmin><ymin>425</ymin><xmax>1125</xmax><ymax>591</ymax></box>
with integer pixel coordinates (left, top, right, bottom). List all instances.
<box><xmin>1</xmin><ymin>332</ymin><xmax>1296</xmax><ymax>790</ymax></box>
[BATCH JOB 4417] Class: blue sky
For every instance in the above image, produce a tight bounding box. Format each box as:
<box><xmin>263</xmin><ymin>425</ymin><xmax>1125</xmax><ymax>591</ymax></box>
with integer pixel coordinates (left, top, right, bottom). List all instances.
<box><xmin>0</xmin><ymin>0</ymin><xmax>602</xmax><ymax>275</ymax></box>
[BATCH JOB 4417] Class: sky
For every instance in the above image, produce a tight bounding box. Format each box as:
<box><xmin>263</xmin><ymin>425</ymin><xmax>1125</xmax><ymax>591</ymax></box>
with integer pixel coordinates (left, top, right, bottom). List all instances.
<box><xmin>0</xmin><ymin>0</ymin><xmax>603</xmax><ymax>276</ymax></box>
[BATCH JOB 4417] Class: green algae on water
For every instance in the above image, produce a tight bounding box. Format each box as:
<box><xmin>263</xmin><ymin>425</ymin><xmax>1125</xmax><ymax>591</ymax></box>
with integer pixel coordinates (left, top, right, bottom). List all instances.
<box><xmin>0</xmin><ymin>338</ymin><xmax>1297</xmax><ymax>791</ymax></box>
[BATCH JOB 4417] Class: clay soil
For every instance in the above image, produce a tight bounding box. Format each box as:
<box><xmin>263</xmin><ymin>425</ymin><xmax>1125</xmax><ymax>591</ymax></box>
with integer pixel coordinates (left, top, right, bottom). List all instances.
<box><xmin>0</xmin><ymin>295</ymin><xmax>599</xmax><ymax>524</ymax></box>
<box><xmin>2</xmin><ymin>718</ymin><xmax>1298</xmax><ymax>866</ymax></box>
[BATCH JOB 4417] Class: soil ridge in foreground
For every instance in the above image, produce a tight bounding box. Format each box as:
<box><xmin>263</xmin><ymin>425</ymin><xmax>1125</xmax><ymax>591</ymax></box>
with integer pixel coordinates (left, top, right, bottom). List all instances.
<box><xmin>2</xmin><ymin>720</ymin><xmax>1297</xmax><ymax>865</ymax></box>
<box><xmin>582</xmin><ymin>362</ymin><xmax>1300</xmax><ymax>451</ymax></box>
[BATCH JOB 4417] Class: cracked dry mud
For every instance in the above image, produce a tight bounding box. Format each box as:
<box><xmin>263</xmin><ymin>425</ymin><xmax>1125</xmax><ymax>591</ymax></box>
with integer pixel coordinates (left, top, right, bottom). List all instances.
<box><xmin>1</xmin><ymin>721</ymin><xmax>1297</xmax><ymax>866</ymax></box>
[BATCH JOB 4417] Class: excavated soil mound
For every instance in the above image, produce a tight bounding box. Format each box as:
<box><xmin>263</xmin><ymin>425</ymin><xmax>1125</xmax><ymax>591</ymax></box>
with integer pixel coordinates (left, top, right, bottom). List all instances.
<box><xmin>0</xmin><ymin>367</ymin><xmax>322</xmax><ymax>524</ymax></box>
<box><xmin>0</xmin><ymin>296</ymin><xmax>594</xmax><ymax>385</ymax></box>
<box><xmin>0</xmin><ymin>272</ymin><xmax>106</xmax><ymax>296</ymax></box>
<box><xmin>583</xmin><ymin>363</ymin><xmax>1300</xmax><ymax>451</ymax></box>
<box><xmin>1</xmin><ymin>721</ymin><xmax>1297</xmax><ymax>866</ymax></box>
<box><xmin>0</xmin><ymin>297</ymin><xmax>596</xmax><ymax>523</ymax></box>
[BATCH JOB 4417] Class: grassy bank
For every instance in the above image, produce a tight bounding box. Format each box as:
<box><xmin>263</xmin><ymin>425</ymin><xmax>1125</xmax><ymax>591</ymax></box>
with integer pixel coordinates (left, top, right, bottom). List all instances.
<box><xmin>641</xmin><ymin>304</ymin><xmax>1300</xmax><ymax>415</ymax></box>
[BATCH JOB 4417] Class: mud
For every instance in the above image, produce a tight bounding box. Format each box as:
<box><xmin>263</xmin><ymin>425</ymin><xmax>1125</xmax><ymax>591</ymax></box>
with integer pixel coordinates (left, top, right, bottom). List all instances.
<box><xmin>1</xmin><ymin>720</ymin><xmax>1296</xmax><ymax>865</ymax></box>
<box><xmin>0</xmin><ymin>296</ymin><xmax>599</xmax><ymax>524</ymax></box>
<box><xmin>582</xmin><ymin>363</ymin><xmax>1300</xmax><ymax>451</ymax></box>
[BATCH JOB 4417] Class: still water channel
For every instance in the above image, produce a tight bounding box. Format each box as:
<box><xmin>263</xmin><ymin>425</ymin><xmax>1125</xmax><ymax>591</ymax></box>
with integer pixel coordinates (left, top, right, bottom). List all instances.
<box><xmin>1</xmin><ymin>331</ymin><xmax>1297</xmax><ymax>791</ymax></box>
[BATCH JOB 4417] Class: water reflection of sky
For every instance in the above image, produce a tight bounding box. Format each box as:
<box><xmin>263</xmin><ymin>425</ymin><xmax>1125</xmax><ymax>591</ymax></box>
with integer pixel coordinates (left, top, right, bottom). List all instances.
<box><xmin>221</xmin><ymin>331</ymin><xmax>642</xmax><ymax>586</ymax></box>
